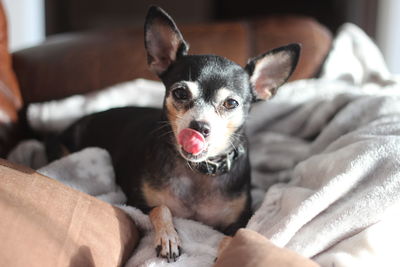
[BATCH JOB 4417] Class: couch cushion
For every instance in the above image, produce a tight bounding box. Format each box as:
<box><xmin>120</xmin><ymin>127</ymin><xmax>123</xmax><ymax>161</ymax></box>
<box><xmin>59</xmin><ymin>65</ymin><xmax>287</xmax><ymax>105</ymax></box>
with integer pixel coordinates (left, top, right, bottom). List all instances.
<box><xmin>13</xmin><ymin>16</ymin><xmax>331</xmax><ymax>104</ymax></box>
<box><xmin>0</xmin><ymin>3</ymin><xmax>23</xmax><ymax>156</ymax></box>
<box><xmin>0</xmin><ymin>159</ymin><xmax>139</xmax><ymax>267</ymax></box>
<box><xmin>252</xmin><ymin>16</ymin><xmax>332</xmax><ymax>81</ymax></box>
<box><xmin>13</xmin><ymin>22</ymin><xmax>249</xmax><ymax>104</ymax></box>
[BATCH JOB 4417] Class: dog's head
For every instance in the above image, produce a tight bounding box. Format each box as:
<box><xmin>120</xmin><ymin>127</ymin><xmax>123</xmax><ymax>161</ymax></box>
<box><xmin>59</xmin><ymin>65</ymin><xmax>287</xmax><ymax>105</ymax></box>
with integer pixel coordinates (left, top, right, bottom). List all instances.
<box><xmin>145</xmin><ymin>6</ymin><xmax>300</xmax><ymax>163</ymax></box>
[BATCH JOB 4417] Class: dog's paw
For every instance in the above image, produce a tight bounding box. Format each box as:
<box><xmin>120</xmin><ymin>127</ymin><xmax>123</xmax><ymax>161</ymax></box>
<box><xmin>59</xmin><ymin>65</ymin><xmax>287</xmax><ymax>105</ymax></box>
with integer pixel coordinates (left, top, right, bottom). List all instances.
<box><xmin>155</xmin><ymin>227</ymin><xmax>182</xmax><ymax>262</ymax></box>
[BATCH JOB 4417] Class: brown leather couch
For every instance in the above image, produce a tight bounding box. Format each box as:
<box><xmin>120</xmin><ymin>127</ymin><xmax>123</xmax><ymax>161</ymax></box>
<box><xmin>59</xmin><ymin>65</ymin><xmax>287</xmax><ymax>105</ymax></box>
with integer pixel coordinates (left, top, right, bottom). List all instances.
<box><xmin>0</xmin><ymin>2</ymin><xmax>331</xmax><ymax>266</ymax></box>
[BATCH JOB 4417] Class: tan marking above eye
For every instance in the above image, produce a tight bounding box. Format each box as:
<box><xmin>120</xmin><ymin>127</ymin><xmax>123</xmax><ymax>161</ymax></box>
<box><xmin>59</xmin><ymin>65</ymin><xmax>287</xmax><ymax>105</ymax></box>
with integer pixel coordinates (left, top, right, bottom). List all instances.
<box><xmin>170</xmin><ymin>81</ymin><xmax>200</xmax><ymax>101</ymax></box>
<box><xmin>185</xmin><ymin>81</ymin><xmax>200</xmax><ymax>99</ymax></box>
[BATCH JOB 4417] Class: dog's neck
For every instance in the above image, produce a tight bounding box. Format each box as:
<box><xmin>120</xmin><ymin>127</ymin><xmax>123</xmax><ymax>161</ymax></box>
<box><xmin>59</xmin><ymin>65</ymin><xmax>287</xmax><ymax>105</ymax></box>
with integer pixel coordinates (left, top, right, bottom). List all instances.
<box><xmin>188</xmin><ymin>144</ymin><xmax>246</xmax><ymax>176</ymax></box>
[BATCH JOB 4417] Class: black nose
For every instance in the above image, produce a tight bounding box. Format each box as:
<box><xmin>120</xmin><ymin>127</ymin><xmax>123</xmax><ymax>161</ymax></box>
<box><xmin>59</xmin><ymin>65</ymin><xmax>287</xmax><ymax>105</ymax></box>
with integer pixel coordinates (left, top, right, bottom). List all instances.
<box><xmin>189</xmin><ymin>120</ymin><xmax>211</xmax><ymax>137</ymax></box>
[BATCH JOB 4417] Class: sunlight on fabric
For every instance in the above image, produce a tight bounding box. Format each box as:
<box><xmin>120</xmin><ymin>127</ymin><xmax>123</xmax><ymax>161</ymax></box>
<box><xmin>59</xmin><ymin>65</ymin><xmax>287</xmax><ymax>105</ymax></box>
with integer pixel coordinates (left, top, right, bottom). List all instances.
<box><xmin>377</xmin><ymin>0</ymin><xmax>400</xmax><ymax>74</ymax></box>
<box><xmin>3</xmin><ymin>0</ymin><xmax>45</xmax><ymax>51</ymax></box>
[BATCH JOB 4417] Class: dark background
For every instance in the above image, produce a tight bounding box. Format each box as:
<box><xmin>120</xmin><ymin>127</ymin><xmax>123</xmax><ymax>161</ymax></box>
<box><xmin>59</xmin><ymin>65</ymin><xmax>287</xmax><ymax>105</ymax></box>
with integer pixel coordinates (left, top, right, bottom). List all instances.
<box><xmin>45</xmin><ymin>0</ymin><xmax>378</xmax><ymax>38</ymax></box>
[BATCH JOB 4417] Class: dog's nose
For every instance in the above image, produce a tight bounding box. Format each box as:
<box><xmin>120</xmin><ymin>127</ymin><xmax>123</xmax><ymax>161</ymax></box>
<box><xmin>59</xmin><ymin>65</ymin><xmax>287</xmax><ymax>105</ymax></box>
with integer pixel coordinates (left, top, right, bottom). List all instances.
<box><xmin>189</xmin><ymin>120</ymin><xmax>211</xmax><ymax>137</ymax></box>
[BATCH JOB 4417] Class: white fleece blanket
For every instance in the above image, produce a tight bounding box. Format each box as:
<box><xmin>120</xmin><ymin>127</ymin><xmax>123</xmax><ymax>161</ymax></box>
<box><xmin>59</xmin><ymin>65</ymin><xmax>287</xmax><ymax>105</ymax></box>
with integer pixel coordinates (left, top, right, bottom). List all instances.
<box><xmin>7</xmin><ymin>24</ymin><xmax>400</xmax><ymax>267</ymax></box>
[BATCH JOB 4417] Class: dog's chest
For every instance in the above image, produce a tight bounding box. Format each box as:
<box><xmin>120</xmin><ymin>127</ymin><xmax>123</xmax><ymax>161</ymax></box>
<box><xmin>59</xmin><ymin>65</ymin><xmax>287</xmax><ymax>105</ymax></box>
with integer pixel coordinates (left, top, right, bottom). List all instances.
<box><xmin>142</xmin><ymin>172</ymin><xmax>245</xmax><ymax>228</ymax></box>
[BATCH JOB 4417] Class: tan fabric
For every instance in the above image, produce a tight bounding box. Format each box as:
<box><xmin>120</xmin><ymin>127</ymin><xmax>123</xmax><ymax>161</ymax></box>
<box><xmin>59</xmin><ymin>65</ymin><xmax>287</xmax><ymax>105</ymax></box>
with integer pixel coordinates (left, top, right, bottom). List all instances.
<box><xmin>215</xmin><ymin>229</ymin><xmax>319</xmax><ymax>267</ymax></box>
<box><xmin>0</xmin><ymin>159</ymin><xmax>139</xmax><ymax>267</ymax></box>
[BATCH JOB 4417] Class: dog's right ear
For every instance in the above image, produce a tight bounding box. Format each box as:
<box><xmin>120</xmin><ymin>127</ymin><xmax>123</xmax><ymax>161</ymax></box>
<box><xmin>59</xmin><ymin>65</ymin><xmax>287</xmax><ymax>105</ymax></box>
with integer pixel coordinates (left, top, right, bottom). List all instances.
<box><xmin>144</xmin><ymin>6</ymin><xmax>189</xmax><ymax>76</ymax></box>
<box><xmin>245</xmin><ymin>43</ymin><xmax>300</xmax><ymax>101</ymax></box>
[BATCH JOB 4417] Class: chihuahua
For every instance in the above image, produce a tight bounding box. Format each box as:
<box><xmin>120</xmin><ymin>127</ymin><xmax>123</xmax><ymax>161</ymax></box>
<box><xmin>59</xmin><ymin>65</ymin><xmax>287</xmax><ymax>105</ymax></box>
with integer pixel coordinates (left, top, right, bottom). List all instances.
<box><xmin>53</xmin><ymin>6</ymin><xmax>300</xmax><ymax>262</ymax></box>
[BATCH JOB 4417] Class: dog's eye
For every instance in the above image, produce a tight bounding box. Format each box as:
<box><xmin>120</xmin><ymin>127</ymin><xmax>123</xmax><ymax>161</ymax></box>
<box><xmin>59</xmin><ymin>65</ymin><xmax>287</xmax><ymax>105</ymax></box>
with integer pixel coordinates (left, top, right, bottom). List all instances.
<box><xmin>223</xmin><ymin>98</ymin><xmax>239</xmax><ymax>109</ymax></box>
<box><xmin>172</xmin><ymin>87</ymin><xmax>190</xmax><ymax>101</ymax></box>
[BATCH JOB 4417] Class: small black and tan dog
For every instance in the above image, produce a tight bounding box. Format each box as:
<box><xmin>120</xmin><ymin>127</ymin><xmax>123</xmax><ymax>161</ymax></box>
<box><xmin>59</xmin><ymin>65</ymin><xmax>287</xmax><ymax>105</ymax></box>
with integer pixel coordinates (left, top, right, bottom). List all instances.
<box><xmin>54</xmin><ymin>6</ymin><xmax>300</xmax><ymax>261</ymax></box>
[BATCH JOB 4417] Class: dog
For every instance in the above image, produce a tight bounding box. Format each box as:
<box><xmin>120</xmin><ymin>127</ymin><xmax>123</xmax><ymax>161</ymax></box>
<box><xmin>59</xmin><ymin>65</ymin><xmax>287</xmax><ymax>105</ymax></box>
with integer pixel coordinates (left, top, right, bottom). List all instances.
<box><xmin>52</xmin><ymin>6</ymin><xmax>300</xmax><ymax>262</ymax></box>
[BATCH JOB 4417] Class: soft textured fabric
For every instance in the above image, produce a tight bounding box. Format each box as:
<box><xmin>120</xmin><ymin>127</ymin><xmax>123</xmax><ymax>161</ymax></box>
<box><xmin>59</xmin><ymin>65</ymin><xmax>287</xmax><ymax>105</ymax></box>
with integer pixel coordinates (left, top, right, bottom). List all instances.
<box><xmin>0</xmin><ymin>159</ymin><xmax>138</xmax><ymax>267</ymax></box>
<box><xmin>246</xmin><ymin>24</ymin><xmax>400</xmax><ymax>267</ymax></box>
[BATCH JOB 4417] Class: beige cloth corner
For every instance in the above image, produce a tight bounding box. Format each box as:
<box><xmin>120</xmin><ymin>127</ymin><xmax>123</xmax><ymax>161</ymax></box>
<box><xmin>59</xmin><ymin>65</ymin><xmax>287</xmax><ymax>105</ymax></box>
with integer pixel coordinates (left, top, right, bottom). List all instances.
<box><xmin>215</xmin><ymin>229</ymin><xmax>319</xmax><ymax>267</ymax></box>
<box><xmin>0</xmin><ymin>159</ymin><xmax>138</xmax><ymax>267</ymax></box>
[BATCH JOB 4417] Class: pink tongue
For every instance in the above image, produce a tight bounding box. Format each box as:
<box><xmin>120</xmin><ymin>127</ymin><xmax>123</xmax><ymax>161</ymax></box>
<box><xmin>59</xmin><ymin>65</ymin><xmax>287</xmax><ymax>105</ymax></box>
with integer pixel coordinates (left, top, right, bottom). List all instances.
<box><xmin>178</xmin><ymin>128</ymin><xmax>206</xmax><ymax>155</ymax></box>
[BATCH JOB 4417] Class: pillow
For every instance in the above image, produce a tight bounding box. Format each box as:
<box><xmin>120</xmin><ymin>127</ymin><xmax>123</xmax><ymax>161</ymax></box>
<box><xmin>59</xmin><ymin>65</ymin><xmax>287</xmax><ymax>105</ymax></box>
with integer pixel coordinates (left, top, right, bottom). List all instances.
<box><xmin>0</xmin><ymin>159</ymin><xmax>139</xmax><ymax>266</ymax></box>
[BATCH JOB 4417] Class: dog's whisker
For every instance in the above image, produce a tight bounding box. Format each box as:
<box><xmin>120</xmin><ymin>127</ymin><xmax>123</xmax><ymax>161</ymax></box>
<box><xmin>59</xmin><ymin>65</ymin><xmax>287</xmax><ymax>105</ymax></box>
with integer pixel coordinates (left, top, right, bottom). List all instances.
<box><xmin>159</xmin><ymin>130</ymin><xmax>175</xmax><ymax>138</ymax></box>
<box><xmin>215</xmin><ymin>106</ymin><xmax>222</xmax><ymax>118</ymax></box>
<box><xmin>204</xmin><ymin>159</ymin><xmax>211</xmax><ymax>173</ymax></box>
<box><xmin>231</xmin><ymin>132</ymin><xmax>244</xmax><ymax>138</ymax></box>
<box><xmin>228</xmin><ymin>139</ymin><xmax>237</xmax><ymax>151</ymax></box>
<box><xmin>186</xmin><ymin>160</ymin><xmax>195</xmax><ymax>172</ymax></box>
<box><xmin>150</xmin><ymin>122</ymin><xmax>174</xmax><ymax>135</ymax></box>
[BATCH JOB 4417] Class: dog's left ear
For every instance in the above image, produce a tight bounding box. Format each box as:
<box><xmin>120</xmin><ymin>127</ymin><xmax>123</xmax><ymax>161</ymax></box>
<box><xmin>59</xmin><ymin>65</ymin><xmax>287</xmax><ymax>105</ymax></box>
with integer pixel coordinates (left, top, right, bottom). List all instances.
<box><xmin>245</xmin><ymin>43</ymin><xmax>300</xmax><ymax>101</ymax></box>
<box><xmin>144</xmin><ymin>6</ymin><xmax>189</xmax><ymax>76</ymax></box>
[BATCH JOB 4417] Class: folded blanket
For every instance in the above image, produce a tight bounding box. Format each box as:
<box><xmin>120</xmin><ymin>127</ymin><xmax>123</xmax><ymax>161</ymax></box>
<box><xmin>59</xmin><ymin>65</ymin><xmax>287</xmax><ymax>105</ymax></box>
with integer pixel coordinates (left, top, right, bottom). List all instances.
<box><xmin>7</xmin><ymin>24</ymin><xmax>400</xmax><ymax>267</ymax></box>
<box><xmin>27</xmin><ymin>79</ymin><xmax>165</xmax><ymax>132</ymax></box>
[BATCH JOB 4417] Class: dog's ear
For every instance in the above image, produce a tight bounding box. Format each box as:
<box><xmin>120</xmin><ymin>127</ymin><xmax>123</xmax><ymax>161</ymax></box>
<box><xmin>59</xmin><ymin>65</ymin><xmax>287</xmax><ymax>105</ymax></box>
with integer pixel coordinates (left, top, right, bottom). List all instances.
<box><xmin>245</xmin><ymin>43</ymin><xmax>300</xmax><ymax>101</ymax></box>
<box><xmin>144</xmin><ymin>6</ymin><xmax>189</xmax><ymax>76</ymax></box>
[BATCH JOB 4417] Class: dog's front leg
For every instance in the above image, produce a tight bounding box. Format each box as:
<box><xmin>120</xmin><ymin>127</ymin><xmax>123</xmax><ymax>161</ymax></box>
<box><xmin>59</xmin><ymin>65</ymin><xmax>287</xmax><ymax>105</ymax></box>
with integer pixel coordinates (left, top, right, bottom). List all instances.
<box><xmin>149</xmin><ymin>205</ymin><xmax>182</xmax><ymax>261</ymax></box>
